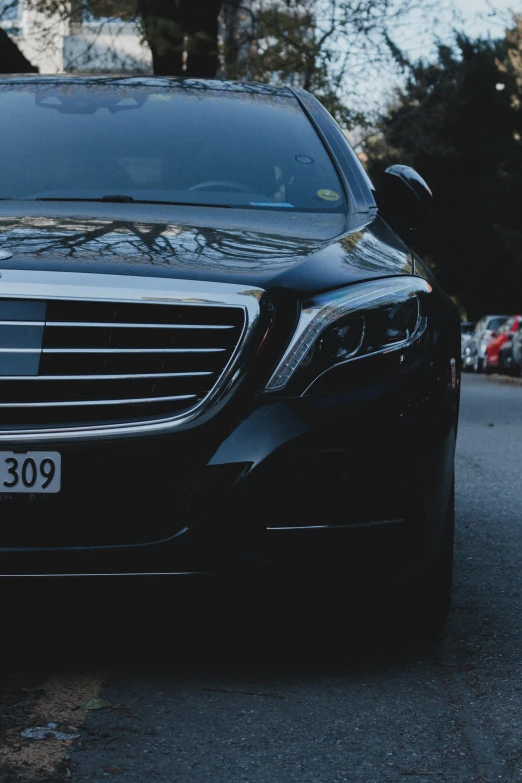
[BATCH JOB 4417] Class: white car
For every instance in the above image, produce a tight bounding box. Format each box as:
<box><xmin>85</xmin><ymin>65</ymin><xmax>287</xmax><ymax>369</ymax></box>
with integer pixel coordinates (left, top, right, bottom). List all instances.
<box><xmin>460</xmin><ymin>322</ymin><xmax>476</xmax><ymax>367</ymax></box>
<box><xmin>467</xmin><ymin>315</ymin><xmax>507</xmax><ymax>372</ymax></box>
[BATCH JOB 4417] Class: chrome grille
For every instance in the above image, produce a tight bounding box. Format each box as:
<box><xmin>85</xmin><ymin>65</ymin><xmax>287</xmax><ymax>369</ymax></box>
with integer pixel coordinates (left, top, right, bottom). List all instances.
<box><xmin>0</xmin><ymin>297</ymin><xmax>246</xmax><ymax>429</ymax></box>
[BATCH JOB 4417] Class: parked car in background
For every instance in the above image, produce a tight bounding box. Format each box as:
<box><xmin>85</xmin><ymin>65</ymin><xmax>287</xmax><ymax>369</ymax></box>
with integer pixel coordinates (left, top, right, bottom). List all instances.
<box><xmin>467</xmin><ymin>315</ymin><xmax>507</xmax><ymax>372</ymax></box>
<box><xmin>497</xmin><ymin>316</ymin><xmax>522</xmax><ymax>376</ymax></box>
<box><xmin>485</xmin><ymin>316</ymin><xmax>522</xmax><ymax>374</ymax></box>
<box><xmin>460</xmin><ymin>321</ymin><xmax>476</xmax><ymax>367</ymax></box>
<box><xmin>510</xmin><ymin>320</ymin><xmax>522</xmax><ymax>377</ymax></box>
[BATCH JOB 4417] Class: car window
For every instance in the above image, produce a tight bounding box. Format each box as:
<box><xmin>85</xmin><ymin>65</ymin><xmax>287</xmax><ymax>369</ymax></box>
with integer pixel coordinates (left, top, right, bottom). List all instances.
<box><xmin>0</xmin><ymin>81</ymin><xmax>348</xmax><ymax>213</ymax></box>
<box><xmin>487</xmin><ymin>317</ymin><xmax>507</xmax><ymax>332</ymax></box>
<box><xmin>498</xmin><ymin>318</ymin><xmax>514</xmax><ymax>333</ymax></box>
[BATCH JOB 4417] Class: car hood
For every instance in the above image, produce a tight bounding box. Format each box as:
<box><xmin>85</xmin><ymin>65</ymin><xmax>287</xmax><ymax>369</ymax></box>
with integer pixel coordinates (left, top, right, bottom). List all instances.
<box><xmin>0</xmin><ymin>202</ymin><xmax>412</xmax><ymax>295</ymax></box>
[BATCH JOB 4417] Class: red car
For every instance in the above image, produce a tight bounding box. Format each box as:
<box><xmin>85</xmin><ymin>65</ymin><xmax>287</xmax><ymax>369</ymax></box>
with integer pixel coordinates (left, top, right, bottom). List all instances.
<box><xmin>485</xmin><ymin>315</ymin><xmax>522</xmax><ymax>373</ymax></box>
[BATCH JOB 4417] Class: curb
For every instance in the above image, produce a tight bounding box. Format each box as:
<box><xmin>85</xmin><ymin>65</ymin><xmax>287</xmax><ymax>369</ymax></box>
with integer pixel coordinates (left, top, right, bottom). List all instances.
<box><xmin>485</xmin><ymin>373</ymin><xmax>522</xmax><ymax>387</ymax></box>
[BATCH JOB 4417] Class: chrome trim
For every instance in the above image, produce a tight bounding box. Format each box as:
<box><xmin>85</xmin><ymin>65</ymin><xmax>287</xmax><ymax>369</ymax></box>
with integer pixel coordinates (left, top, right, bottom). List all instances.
<box><xmin>47</xmin><ymin>322</ymin><xmax>235</xmax><ymax>330</ymax></box>
<box><xmin>267</xmin><ymin>518</ymin><xmax>405</xmax><ymax>531</ymax></box>
<box><xmin>0</xmin><ymin>321</ymin><xmax>45</xmax><ymax>326</ymax></box>
<box><xmin>0</xmin><ymin>394</ymin><xmax>197</xmax><ymax>408</ymax></box>
<box><xmin>0</xmin><ymin>270</ymin><xmax>264</xmax><ymax>443</ymax></box>
<box><xmin>0</xmin><ymin>348</ymin><xmax>41</xmax><ymax>353</ymax></box>
<box><xmin>2</xmin><ymin>372</ymin><xmax>214</xmax><ymax>380</ymax></box>
<box><xmin>43</xmin><ymin>347</ymin><xmax>226</xmax><ymax>354</ymax></box>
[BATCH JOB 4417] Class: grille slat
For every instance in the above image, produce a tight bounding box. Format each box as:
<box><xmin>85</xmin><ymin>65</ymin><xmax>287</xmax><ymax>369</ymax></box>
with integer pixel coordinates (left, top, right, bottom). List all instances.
<box><xmin>0</xmin><ymin>298</ymin><xmax>246</xmax><ymax>428</ymax></box>
<box><xmin>3</xmin><ymin>372</ymin><xmax>214</xmax><ymax>380</ymax></box>
<box><xmin>0</xmin><ymin>348</ymin><xmax>41</xmax><ymax>353</ymax></box>
<box><xmin>47</xmin><ymin>322</ymin><xmax>236</xmax><ymax>330</ymax></box>
<box><xmin>0</xmin><ymin>394</ymin><xmax>197</xmax><ymax>408</ymax></box>
<box><xmin>39</xmin><ymin>351</ymin><xmax>231</xmax><ymax>375</ymax></box>
<box><xmin>42</xmin><ymin>347</ymin><xmax>227</xmax><ymax>354</ymax></box>
<box><xmin>0</xmin><ymin>320</ymin><xmax>46</xmax><ymax>327</ymax></box>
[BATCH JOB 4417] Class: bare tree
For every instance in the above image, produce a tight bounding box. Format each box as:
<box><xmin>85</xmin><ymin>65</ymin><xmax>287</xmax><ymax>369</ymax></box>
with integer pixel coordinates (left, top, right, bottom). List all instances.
<box><xmin>220</xmin><ymin>0</ymin><xmax>444</xmax><ymax>127</ymax></box>
<box><xmin>18</xmin><ymin>0</ymin><xmax>443</xmax><ymax>126</ymax></box>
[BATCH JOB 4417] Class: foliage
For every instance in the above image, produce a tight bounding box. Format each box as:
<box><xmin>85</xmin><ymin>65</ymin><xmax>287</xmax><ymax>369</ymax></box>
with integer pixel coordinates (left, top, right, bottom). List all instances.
<box><xmin>364</xmin><ymin>31</ymin><xmax>522</xmax><ymax>318</ymax></box>
<box><xmin>503</xmin><ymin>14</ymin><xmax>522</xmax><ymax>105</ymax></box>
<box><xmin>221</xmin><ymin>0</ymin><xmax>430</xmax><ymax>129</ymax></box>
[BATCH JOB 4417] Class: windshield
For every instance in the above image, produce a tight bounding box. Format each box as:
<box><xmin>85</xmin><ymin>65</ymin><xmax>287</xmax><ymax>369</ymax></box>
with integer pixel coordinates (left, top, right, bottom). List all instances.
<box><xmin>0</xmin><ymin>80</ymin><xmax>347</xmax><ymax>212</ymax></box>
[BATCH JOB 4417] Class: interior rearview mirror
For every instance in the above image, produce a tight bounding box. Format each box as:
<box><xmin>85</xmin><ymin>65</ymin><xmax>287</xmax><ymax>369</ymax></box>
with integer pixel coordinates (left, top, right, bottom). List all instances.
<box><xmin>376</xmin><ymin>164</ymin><xmax>433</xmax><ymax>233</ymax></box>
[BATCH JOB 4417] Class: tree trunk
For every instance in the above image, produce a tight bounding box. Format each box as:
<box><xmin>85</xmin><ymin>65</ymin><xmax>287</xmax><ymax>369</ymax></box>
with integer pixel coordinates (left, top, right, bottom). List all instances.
<box><xmin>138</xmin><ymin>0</ymin><xmax>223</xmax><ymax>77</ymax></box>
<box><xmin>183</xmin><ymin>0</ymin><xmax>223</xmax><ymax>78</ymax></box>
<box><xmin>0</xmin><ymin>28</ymin><xmax>39</xmax><ymax>73</ymax></box>
<box><xmin>221</xmin><ymin>0</ymin><xmax>242</xmax><ymax>78</ymax></box>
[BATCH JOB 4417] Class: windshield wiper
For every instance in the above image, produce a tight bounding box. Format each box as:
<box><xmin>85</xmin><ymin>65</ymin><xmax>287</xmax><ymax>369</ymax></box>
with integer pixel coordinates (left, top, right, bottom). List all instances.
<box><xmin>30</xmin><ymin>196</ymin><xmax>232</xmax><ymax>208</ymax></box>
<box><xmin>103</xmin><ymin>194</ymin><xmax>134</xmax><ymax>203</ymax></box>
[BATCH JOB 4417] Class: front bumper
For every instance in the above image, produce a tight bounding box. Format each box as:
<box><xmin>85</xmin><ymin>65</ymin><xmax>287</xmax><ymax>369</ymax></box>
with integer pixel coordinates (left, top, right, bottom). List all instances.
<box><xmin>0</xmin><ymin>348</ymin><xmax>458</xmax><ymax>584</ymax></box>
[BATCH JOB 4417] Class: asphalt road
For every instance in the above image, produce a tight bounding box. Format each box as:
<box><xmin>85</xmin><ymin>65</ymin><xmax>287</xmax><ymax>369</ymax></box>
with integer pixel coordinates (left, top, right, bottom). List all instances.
<box><xmin>2</xmin><ymin>373</ymin><xmax>522</xmax><ymax>783</ymax></box>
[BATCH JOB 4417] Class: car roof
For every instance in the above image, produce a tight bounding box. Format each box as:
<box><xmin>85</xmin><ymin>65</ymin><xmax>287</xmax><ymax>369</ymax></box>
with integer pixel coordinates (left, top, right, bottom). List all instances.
<box><xmin>0</xmin><ymin>74</ymin><xmax>297</xmax><ymax>98</ymax></box>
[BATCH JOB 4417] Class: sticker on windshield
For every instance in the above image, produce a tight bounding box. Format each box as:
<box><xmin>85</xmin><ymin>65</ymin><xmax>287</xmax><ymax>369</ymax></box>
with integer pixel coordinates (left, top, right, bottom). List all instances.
<box><xmin>317</xmin><ymin>189</ymin><xmax>340</xmax><ymax>201</ymax></box>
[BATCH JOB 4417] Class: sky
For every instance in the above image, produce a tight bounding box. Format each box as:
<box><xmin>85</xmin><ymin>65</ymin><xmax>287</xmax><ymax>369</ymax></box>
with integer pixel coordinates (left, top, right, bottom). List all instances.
<box><xmin>454</xmin><ymin>0</ymin><xmax>518</xmax><ymax>36</ymax></box>
<box><xmin>353</xmin><ymin>0</ymin><xmax>522</xmax><ymax>116</ymax></box>
<box><xmin>398</xmin><ymin>0</ymin><xmax>521</xmax><ymax>61</ymax></box>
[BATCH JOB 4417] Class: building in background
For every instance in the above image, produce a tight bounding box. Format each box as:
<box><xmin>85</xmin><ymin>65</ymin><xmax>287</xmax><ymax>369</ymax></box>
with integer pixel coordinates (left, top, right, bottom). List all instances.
<box><xmin>0</xmin><ymin>0</ymin><xmax>151</xmax><ymax>73</ymax></box>
<box><xmin>1</xmin><ymin>0</ymin><xmax>312</xmax><ymax>82</ymax></box>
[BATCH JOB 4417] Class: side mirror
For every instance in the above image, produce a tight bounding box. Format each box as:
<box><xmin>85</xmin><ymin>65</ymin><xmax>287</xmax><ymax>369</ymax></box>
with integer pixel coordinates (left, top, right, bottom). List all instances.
<box><xmin>377</xmin><ymin>164</ymin><xmax>433</xmax><ymax>232</ymax></box>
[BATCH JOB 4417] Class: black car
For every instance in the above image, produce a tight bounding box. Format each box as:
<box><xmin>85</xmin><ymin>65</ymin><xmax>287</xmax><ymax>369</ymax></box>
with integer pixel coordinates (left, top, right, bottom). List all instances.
<box><xmin>0</xmin><ymin>76</ymin><xmax>460</xmax><ymax>631</ymax></box>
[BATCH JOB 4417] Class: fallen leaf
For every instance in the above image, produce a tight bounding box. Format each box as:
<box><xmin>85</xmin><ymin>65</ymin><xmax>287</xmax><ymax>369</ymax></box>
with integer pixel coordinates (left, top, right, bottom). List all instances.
<box><xmin>84</xmin><ymin>698</ymin><xmax>120</xmax><ymax>711</ymax></box>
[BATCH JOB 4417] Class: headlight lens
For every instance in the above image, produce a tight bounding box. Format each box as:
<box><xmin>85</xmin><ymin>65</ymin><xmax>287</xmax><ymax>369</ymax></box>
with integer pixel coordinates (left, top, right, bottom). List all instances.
<box><xmin>264</xmin><ymin>277</ymin><xmax>431</xmax><ymax>392</ymax></box>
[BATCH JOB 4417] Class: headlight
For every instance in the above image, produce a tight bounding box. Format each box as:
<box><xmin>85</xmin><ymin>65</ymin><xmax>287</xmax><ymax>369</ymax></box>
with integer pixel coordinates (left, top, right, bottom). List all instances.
<box><xmin>264</xmin><ymin>277</ymin><xmax>431</xmax><ymax>392</ymax></box>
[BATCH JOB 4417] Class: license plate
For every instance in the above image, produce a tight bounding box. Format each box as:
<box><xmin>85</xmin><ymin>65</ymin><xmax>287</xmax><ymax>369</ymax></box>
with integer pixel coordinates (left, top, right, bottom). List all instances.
<box><xmin>0</xmin><ymin>451</ymin><xmax>61</xmax><ymax>494</ymax></box>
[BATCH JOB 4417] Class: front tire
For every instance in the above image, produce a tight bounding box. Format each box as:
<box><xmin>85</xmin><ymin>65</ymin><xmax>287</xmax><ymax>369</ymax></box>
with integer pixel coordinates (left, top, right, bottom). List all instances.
<box><xmin>395</xmin><ymin>481</ymin><xmax>455</xmax><ymax>637</ymax></box>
